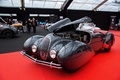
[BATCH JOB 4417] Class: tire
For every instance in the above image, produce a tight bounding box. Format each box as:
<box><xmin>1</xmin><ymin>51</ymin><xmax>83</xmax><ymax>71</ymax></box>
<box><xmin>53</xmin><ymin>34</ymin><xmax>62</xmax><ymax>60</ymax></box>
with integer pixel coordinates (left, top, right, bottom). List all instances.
<box><xmin>63</xmin><ymin>67</ymin><xmax>80</xmax><ymax>73</ymax></box>
<box><xmin>3</xmin><ymin>30</ymin><xmax>13</xmax><ymax>39</ymax></box>
<box><xmin>104</xmin><ymin>47</ymin><xmax>111</xmax><ymax>52</ymax></box>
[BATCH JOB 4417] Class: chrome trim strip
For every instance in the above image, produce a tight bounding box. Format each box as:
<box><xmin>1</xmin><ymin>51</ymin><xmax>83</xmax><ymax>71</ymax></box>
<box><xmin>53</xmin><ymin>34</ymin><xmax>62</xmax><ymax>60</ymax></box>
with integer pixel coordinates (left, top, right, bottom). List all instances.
<box><xmin>21</xmin><ymin>51</ymin><xmax>62</xmax><ymax>69</ymax></box>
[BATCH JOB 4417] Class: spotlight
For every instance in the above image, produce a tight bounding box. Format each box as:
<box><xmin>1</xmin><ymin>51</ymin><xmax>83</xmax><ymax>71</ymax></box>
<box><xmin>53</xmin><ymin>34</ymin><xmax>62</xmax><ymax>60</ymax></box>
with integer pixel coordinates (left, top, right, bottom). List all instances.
<box><xmin>19</xmin><ymin>7</ymin><xmax>22</xmax><ymax>10</ymax></box>
<box><xmin>23</xmin><ymin>8</ymin><xmax>26</xmax><ymax>11</ymax></box>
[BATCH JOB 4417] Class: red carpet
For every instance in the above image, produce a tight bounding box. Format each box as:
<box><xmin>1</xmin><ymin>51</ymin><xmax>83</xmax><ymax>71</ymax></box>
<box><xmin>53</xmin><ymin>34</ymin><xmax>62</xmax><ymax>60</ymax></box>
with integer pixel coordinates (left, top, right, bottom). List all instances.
<box><xmin>0</xmin><ymin>31</ymin><xmax>120</xmax><ymax>80</ymax></box>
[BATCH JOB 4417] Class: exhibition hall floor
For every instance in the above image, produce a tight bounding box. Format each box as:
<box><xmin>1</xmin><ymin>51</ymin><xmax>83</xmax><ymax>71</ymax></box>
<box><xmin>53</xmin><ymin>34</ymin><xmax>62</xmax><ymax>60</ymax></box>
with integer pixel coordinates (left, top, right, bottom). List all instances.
<box><xmin>0</xmin><ymin>30</ymin><xmax>120</xmax><ymax>80</ymax></box>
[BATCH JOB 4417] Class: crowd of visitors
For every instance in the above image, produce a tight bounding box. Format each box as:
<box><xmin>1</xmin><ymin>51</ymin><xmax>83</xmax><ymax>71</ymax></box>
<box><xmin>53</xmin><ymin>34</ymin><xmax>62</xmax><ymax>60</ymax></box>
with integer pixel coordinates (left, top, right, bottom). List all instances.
<box><xmin>26</xmin><ymin>18</ymin><xmax>37</xmax><ymax>33</ymax></box>
<box><xmin>4</xmin><ymin>17</ymin><xmax>38</xmax><ymax>33</ymax></box>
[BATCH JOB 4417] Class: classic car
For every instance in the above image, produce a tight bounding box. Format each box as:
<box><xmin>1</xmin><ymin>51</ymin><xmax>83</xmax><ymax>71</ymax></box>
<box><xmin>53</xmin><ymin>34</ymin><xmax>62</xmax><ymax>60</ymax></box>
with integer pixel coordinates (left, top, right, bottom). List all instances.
<box><xmin>21</xmin><ymin>16</ymin><xmax>115</xmax><ymax>72</ymax></box>
<box><xmin>0</xmin><ymin>17</ymin><xmax>18</xmax><ymax>38</ymax></box>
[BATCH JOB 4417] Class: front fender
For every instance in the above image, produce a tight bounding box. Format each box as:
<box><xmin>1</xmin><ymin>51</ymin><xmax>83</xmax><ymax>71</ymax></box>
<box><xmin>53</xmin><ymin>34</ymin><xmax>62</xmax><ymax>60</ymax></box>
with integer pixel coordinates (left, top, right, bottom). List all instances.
<box><xmin>50</xmin><ymin>39</ymin><xmax>72</xmax><ymax>54</ymax></box>
<box><xmin>23</xmin><ymin>35</ymin><xmax>44</xmax><ymax>53</ymax></box>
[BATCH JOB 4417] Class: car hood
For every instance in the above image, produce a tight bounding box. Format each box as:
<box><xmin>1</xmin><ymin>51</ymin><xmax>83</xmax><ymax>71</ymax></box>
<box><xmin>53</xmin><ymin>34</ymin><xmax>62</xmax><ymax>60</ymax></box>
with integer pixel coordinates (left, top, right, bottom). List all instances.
<box><xmin>0</xmin><ymin>23</ymin><xmax>17</xmax><ymax>30</ymax></box>
<box><xmin>2</xmin><ymin>24</ymin><xmax>12</xmax><ymax>28</ymax></box>
<box><xmin>48</xmin><ymin>16</ymin><xmax>92</xmax><ymax>33</ymax></box>
<box><xmin>48</xmin><ymin>18</ymin><xmax>71</xmax><ymax>32</ymax></box>
<box><xmin>0</xmin><ymin>24</ymin><xmax>8</xmax><ymax>28</ymax></box>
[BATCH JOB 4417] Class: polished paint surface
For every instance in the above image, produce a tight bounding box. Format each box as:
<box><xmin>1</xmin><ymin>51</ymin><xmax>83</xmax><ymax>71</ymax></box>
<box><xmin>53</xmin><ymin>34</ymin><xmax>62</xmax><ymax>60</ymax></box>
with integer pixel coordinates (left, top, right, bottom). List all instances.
<box><xmin>21</xmin><ymin>17</ymin><xmax>114</xmax><ymax>71</ymax></box>
<box><xmin>0</xmin><ymin>30</ymin><xmax>120</xmax><ymax>80</ymax></box>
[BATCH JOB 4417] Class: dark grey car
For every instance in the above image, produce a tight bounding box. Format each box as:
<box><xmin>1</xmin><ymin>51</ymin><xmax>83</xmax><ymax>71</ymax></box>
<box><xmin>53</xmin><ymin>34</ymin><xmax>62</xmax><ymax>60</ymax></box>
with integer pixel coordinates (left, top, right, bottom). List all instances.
<box><xmin>0</xmin><ymin>17</ymin><xmax>18</xmax><ymax>38</ymax></box>
<box><xmin>21</xmin><ymin>16</ymin><xmax>114</xmax><ymax>72</ymax></box>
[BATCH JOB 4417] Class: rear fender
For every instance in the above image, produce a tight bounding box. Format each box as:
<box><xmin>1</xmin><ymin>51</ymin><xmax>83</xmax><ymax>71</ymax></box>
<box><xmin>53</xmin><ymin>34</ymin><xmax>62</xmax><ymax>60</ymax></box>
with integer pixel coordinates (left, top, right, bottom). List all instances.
<box><xmin>57</xmin><ymin>41</ymin><xmax>95</xmax><ymax>71</ymax></box>
<box><xmin>103</xmin><ymin>32</ymin><xmax>115</xmax><ymax>48</ymax></box>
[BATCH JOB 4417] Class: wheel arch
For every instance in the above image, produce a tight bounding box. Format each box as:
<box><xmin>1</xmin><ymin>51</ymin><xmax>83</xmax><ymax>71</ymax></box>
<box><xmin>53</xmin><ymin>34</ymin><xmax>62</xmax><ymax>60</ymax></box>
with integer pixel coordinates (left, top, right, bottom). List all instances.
<box><xmin>1</xmin><ymin>29</ymin><xmax>14</xmax><ymax>35</ymax></box>
<box><xmin>57</xmin><ymin>41</ymin><xmax>95</xmax><ymax>72</ymax></box>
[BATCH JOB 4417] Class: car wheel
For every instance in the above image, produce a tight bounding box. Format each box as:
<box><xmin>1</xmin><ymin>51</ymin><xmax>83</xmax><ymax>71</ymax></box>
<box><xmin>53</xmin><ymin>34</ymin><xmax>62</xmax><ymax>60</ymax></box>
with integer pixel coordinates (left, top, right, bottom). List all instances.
<box><xmin>104</xmin><ymin>47</ymin><xmax>111</xmax><ymax>52</ymax></box>
<box><xmin>3</xmin><ymin>30</ymin><xmax>13</xmax><ymax>38</ymax></box>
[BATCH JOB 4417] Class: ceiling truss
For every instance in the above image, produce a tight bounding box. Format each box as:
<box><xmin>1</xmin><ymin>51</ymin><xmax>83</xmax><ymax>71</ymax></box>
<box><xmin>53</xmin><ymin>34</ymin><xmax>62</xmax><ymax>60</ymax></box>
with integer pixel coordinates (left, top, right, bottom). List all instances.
<box><xmin>0</xmin><ymin>0</ymin><xmax>120</xmax><ymax>12</ymax></box>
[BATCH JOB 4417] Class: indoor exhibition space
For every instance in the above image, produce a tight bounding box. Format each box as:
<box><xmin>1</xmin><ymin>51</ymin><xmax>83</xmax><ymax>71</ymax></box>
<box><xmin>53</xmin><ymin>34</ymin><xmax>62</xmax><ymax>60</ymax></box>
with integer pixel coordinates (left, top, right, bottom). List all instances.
<box><xmin>0</xmin><ymin>0</ymin><xmax>120</xmax><ymax>80</ymax></box>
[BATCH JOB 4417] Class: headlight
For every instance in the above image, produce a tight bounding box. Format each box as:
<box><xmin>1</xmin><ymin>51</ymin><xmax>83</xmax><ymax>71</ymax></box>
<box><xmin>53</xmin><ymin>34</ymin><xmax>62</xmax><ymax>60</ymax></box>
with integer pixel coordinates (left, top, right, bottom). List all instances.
<box><xmin>32</xmin><ymin>45</ymin><xmax>37</xmax><ymax>53</ymax></box>
<box><xmin>50</xmin><ymin>50</ymin><xmax>56</xmax><ymax>59</ymax></box>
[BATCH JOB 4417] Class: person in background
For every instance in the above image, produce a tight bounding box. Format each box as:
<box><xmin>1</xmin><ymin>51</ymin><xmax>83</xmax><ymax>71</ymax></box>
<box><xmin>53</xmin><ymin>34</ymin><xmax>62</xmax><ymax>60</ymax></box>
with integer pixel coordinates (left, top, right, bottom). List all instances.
<box><xmin>26</xmin><ymin>18</ymin><xmax>32</xmax><ymax>33</ymax></box>
<box><xmin>31</xmin><ymin>18</ymin><xmax>37</xmax><ymax>33</ymax></box>
<box><xmin>7</xmin><ymin>18</ymin><xmax>12</xmax><ymax>25</ymax></box>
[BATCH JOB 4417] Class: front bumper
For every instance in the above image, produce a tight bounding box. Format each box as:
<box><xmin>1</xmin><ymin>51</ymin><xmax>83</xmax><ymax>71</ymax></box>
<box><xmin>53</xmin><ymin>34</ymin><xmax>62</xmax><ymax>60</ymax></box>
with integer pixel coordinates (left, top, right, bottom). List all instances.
<box><xmin>21</xmin><ymin>51</ymin><xmax>62</xmax><ymax>69</ymax></box>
